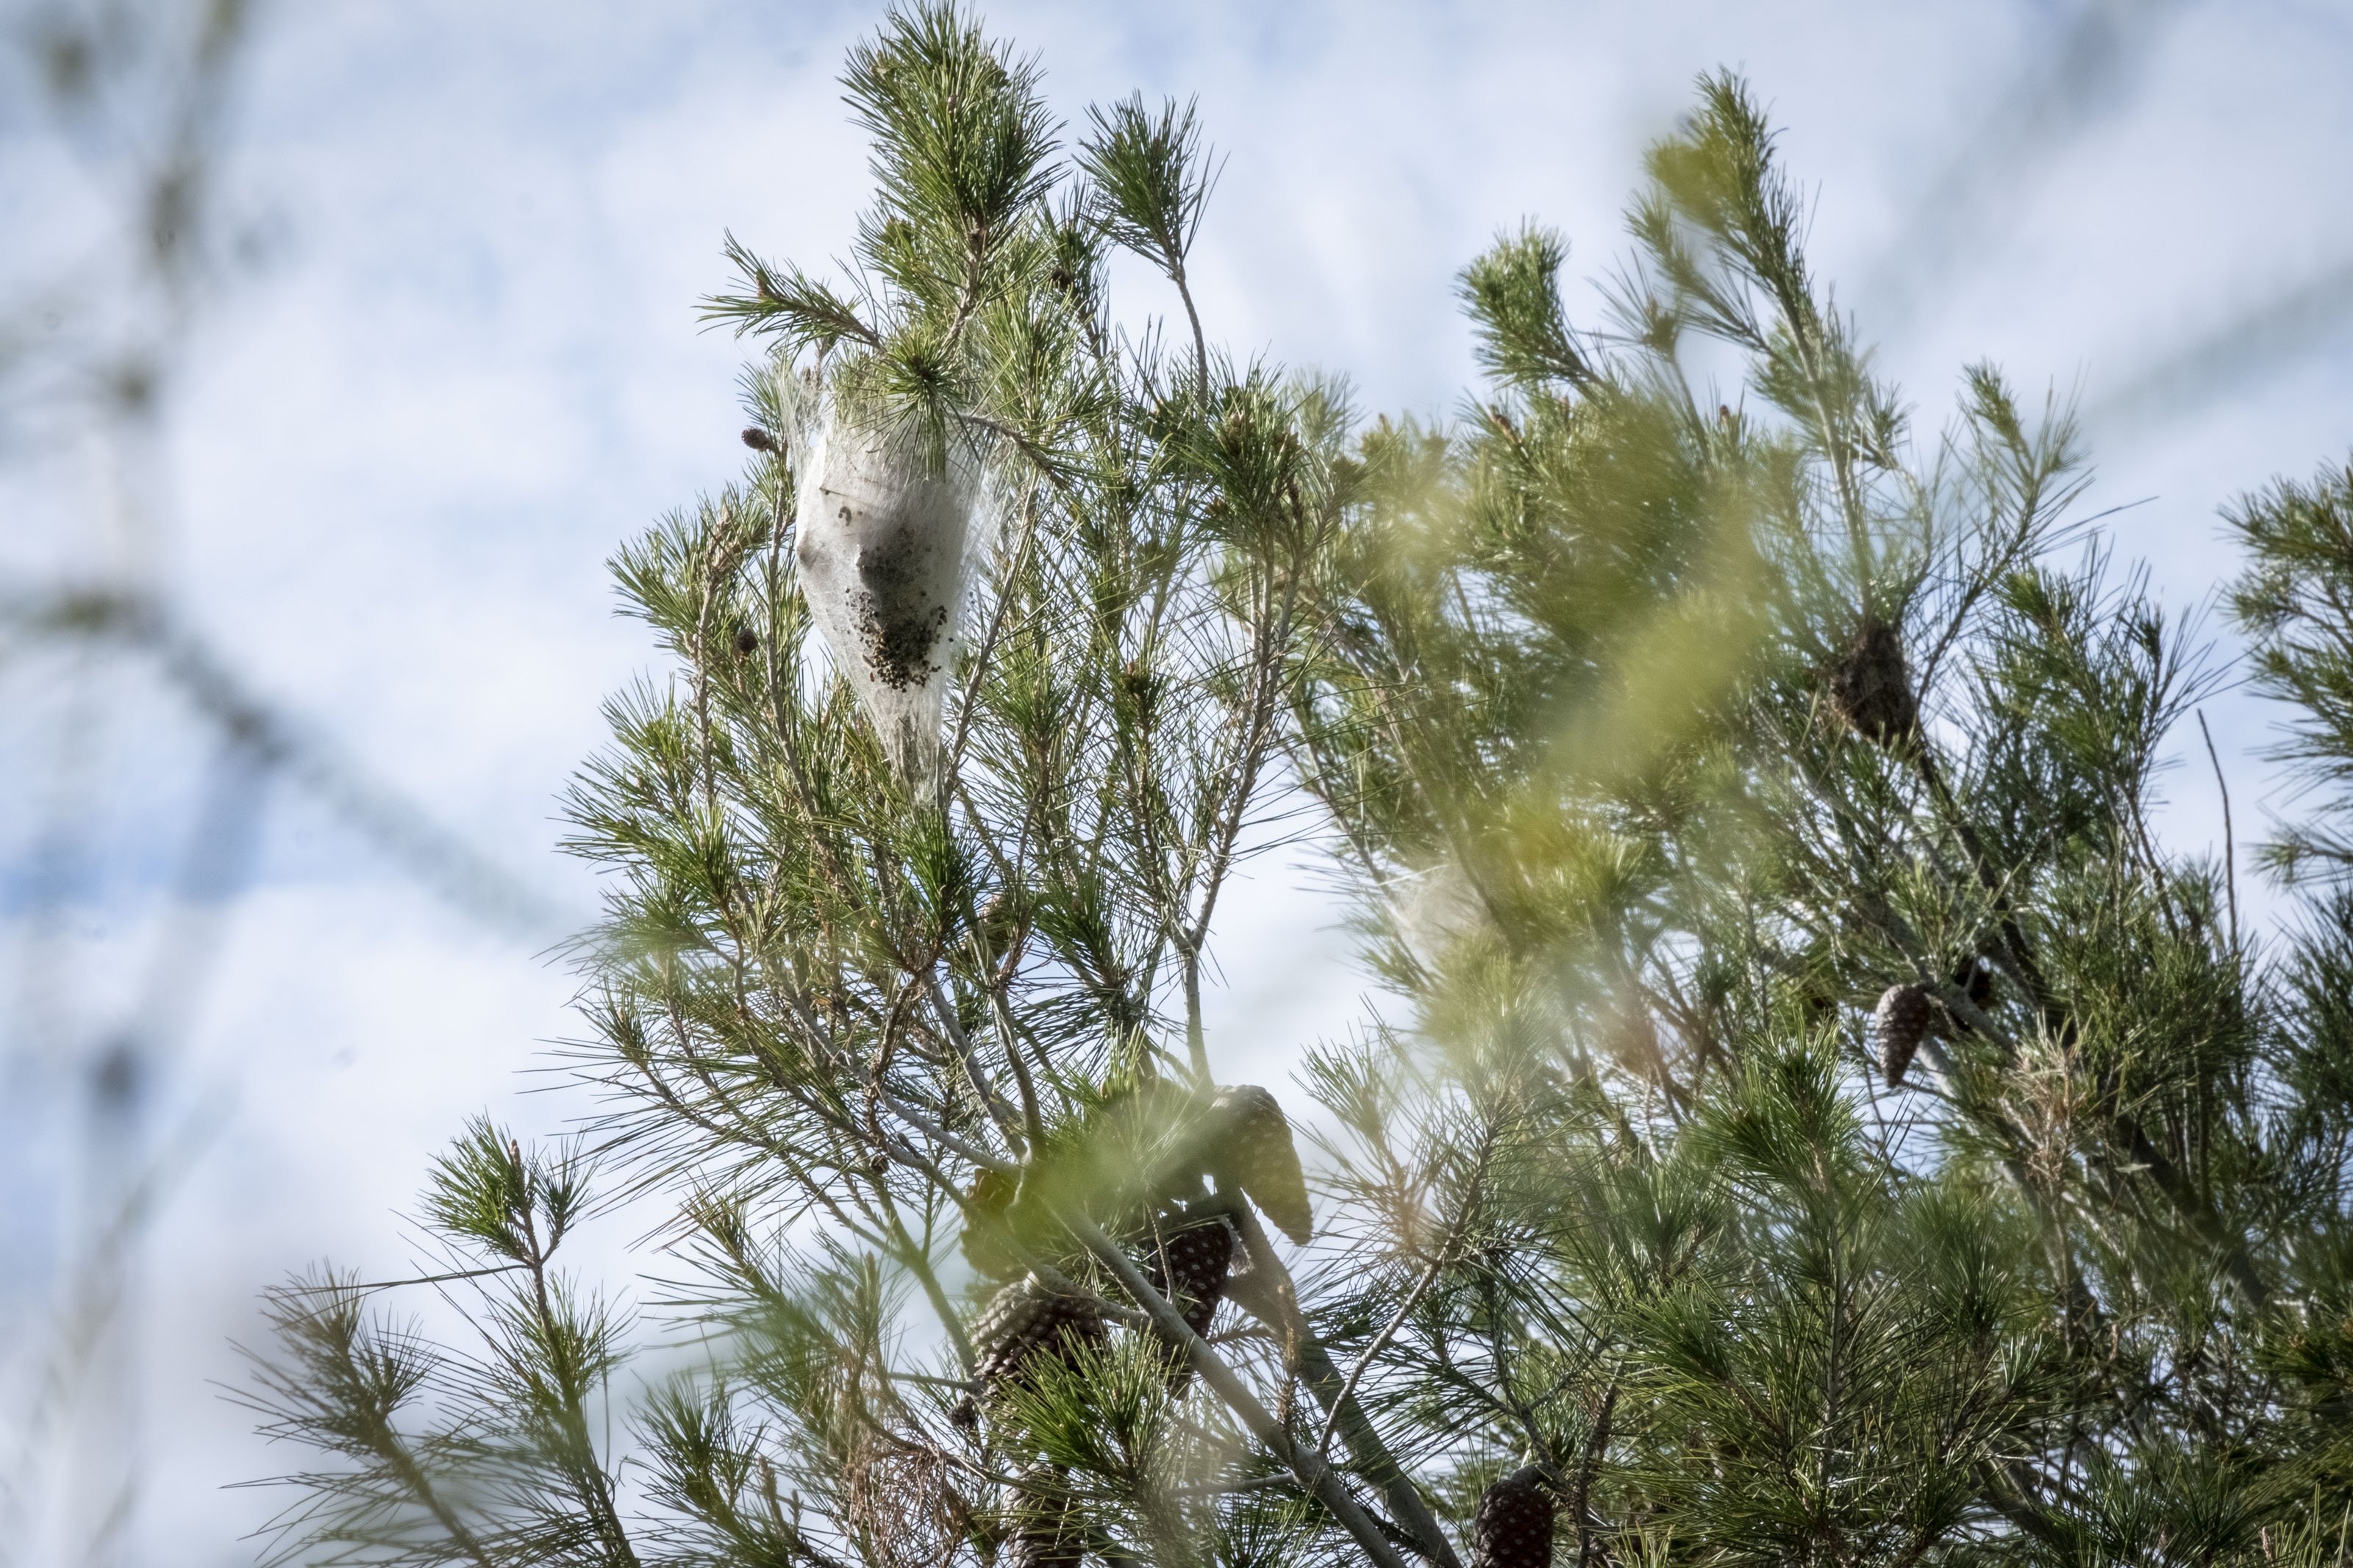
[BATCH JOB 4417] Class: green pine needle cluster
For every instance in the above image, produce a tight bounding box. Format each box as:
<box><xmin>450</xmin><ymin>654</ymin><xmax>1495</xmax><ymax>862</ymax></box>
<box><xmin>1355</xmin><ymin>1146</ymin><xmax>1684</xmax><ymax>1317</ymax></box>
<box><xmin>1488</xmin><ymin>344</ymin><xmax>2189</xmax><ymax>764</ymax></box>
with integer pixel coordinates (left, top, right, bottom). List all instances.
<box><xmin>241</xmin><ymin>10</ymin><xmax>2353</xmax><ymax>1567</ymax></box>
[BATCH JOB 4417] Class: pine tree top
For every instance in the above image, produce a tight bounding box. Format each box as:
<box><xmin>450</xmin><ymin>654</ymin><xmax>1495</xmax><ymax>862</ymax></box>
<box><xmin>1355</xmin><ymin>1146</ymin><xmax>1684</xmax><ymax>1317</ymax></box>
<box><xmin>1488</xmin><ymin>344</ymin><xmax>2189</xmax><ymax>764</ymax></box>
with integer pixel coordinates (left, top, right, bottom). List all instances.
<box><xmin>239</xmin><ymin>8</ymin><xmax>2353</xmax><ymax>1567</ymax></box>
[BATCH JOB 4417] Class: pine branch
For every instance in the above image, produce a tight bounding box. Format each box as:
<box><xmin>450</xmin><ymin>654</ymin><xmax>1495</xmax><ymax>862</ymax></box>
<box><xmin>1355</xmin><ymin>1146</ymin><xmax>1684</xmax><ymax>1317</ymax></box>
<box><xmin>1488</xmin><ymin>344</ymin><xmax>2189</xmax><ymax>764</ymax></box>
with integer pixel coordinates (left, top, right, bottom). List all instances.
<box><xmin>1226</xmin><ymin>1204</ymin><xmax>1463</xmax><ymax>1568</ymax></box>
<box><xmin>1057</xmin><ymin>1207</ymin><xmax>1419</xmax><ymax>1568</ymax></box>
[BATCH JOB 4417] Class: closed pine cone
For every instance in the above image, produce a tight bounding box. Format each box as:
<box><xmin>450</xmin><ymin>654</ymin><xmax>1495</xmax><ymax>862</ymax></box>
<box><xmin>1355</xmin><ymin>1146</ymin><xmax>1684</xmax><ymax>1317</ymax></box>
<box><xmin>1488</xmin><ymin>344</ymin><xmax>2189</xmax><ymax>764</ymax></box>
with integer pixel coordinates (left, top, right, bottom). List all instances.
<box><xmin>1001</xmin><ymin>1465</ymin><xmax>1082</xmax><ymax>1568</ymax></box>
<box><xmin>1143</xmin><ymin>1207</ymin><xmax>1235</xmax><ymax>1389</ymax></box>
<box><xmin>1873</xmin><ymin>983</ymin><xmax>1932</xmax><ymax>1087</ymax></box>
<box><xmin>1144</xmin><ymin>1210</ymin><xmax>1233</xmax><ymax>1332</ymax></box>
<box><xmin>1471</xmin><ymin>1466</ymin><xmax>1555</xmax><ymax>1568</ymax></box>
<box><xmin>1829</xmin><ymin>619</ymin><xmax>1918</xmax><ymax>746</ymax></box>
<box><xmin>1210</xmin><ymin>1086</ymin><xmax>1313</xmax><ymax>1245</ymax></box>
<box><xmin>952</xmin><ymin>1277</ymin><xmax>1106</xmax><ymax>1427</ymax></box>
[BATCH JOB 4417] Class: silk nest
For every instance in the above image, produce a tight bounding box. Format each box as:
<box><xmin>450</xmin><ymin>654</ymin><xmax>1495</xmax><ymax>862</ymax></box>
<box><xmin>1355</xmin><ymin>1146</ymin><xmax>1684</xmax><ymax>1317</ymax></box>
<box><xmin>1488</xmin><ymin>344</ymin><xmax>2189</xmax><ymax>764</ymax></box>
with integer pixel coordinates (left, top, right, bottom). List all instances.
<box><xmin>776</xmin><ymin>368</ymin><xmax>1007</xmax><ymax>781</ymax></box>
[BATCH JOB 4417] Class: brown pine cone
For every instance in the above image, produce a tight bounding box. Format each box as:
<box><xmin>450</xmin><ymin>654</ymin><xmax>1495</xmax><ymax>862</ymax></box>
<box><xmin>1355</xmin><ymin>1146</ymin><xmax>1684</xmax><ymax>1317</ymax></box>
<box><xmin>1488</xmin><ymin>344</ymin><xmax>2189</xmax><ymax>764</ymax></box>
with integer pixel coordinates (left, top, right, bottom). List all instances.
<box><xmin>1142</xmin><ymin>1206</ymin><xmax>1235</xmax><ymax>1390</ymax></box>
<box><xmin>1828</xmin><ymin>619</ymin><xmax>1918</xmax><ymax>746</ymax></box>
<box><xmin>1210</xmin><ymin>1086</ymin><xmax>1313</xmax><ymax>1245</ymax></box>
<box><xmin>951</xmin><ymin>1277</ymin><xmax>1106</xmax><ymax>1427</ymax></box>
<box><xmin>1873</xmin><ymin>983</ymin><xmax>1932</xmax><ymax>1088</ymax></box>
<box><xmin>1471</xmin><ymin>1466</ymin><xmax>1555</xmax><ymax>1568</ymax></box>
<box><xmin>1001</xmin><ymin>1465</ymin><xmax>1082</xmax><ymax>1568</ymax></box>
<box><xmin>1142</xmin><ymin>1209</ymin><xmax>1234</xmax><ymax>1336</ymax></box>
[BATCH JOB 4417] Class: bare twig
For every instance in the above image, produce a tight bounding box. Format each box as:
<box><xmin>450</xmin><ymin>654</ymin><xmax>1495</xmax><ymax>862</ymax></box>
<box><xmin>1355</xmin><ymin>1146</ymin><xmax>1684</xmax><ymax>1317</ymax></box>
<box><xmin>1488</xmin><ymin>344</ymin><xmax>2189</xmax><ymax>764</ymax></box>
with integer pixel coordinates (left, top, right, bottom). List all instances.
<box><xmin>2197</xmin><ymin>709</ymin><xmax>2240</xmax><ymax>959</ymax></box>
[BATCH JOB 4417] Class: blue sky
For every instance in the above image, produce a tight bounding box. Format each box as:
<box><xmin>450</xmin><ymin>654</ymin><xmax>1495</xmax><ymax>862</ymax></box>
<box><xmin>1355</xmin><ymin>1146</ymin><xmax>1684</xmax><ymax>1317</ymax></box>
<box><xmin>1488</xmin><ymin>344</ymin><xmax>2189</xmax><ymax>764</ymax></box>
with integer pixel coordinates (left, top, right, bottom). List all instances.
<box><xmin>7</xmin><ymin>1</ymin><xmax>2353</xmax><ymax>1561</ymax></box>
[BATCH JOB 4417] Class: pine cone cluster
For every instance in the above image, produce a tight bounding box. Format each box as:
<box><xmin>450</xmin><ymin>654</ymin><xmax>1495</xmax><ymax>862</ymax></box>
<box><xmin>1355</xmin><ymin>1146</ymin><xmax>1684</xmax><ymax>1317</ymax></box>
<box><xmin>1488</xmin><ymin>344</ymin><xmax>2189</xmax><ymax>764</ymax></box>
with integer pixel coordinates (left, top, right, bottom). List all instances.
<box><xmin>1209</xmin><ymin>1086</ymin><xmax>1313</xmax><ymax>1244</ymax></box>
<box><xmin>1873</xmin><ymin>982</ymin><xmax>1932</xmax><ymax>1088</ymax></box>
<box><xmin>953</xmin><ymin>1276</ymin><xmax>1106</xmax><ymax>1427</ymax></box>
<box><xmin>1828</xmin><ymin>619</ymin><xmax>1918</xmax><ymax>747</ymax></box>
<box><xmin>1471</xmin><ymin>1466</ymin><xmax>1556</xmax><ymax>1568</ymax></box>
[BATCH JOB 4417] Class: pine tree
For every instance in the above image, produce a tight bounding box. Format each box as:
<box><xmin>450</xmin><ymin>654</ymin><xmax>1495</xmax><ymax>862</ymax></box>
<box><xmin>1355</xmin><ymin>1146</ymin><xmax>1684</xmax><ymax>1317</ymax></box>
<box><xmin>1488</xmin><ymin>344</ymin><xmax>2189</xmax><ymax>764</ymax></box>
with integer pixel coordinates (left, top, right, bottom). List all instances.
<box><xmin>242</xmin><ymin>9</ymin><xmax>2353</xmax><ymax>1565</ymax></box>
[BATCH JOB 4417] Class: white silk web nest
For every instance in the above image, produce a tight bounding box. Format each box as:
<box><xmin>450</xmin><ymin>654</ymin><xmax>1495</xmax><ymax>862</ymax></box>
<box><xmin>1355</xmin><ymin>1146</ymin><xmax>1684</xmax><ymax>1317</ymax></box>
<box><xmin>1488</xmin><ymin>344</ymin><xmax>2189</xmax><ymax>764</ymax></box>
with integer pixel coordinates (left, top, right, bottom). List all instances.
<box><xmin>779</xmin><ymin>373</ymin><xmax>1004</xmax><ymax>781</ymax></box>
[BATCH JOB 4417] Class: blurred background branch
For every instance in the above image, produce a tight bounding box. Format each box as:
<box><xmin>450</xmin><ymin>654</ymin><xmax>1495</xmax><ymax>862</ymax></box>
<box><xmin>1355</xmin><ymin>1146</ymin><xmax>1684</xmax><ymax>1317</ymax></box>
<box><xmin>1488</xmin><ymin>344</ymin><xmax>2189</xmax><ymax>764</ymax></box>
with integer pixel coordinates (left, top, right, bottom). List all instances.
<box><xmin>0</xmin><ymin>6</ymin><xmax>557</xmax><ymax>1567</ymax></box>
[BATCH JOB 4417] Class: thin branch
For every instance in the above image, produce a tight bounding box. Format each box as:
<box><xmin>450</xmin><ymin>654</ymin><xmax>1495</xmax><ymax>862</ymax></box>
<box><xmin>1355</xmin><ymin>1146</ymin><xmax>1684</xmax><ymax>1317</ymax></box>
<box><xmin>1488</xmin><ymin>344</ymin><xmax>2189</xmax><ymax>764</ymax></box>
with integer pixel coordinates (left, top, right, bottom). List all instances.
<box><xmin>1227</xmin><ymin>1205</ymin><xmax>1463</xmax><ymax>1568</ymax></box>
<box><xmin>1315</xmin><ymin>1250</ymin><xmax>1446</xmax><ymax>1460</ymax></box>
<box><xmin>2198</xmin><ymin>708</ymin><xmax>2240</xmax><ymax>959</ymax></box>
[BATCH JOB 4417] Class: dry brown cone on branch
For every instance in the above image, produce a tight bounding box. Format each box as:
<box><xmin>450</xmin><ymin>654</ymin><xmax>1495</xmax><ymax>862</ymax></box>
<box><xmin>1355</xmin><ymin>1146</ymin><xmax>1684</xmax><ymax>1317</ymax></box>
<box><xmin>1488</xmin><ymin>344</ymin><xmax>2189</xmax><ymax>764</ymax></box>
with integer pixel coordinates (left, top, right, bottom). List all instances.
<box><xmin>1471</xmin><ymin>1466</ymin><xmax>1556</xmax><ymax>1568</ymax></box>
<box><xmin>950</xmin><ymin>1275</ymin><xmax>1107</xmax><ymax>1428</ymax></box>
<box><xmin>1000</xmin><ymin>1464</ymin><xmax>1083</xmax><ymax>1568</ymax></box>
<box><xmin>1873</xmin><ymin>982</ymin><xmax>1932</xmax><ymax>1088</ymax></box>
<box><xmin>1140</xmin><ymin>1204</ymin><xmax>1235</xmax><ymax>1389</ymax></box>
<box><xmin>1208</xmin><ymin>1085</ymin><xmax>1313</xmax><ymax>1245</ymax></box>
<box><xmin>1828</xmin><ymin>617</ymin><xmax>1918</xmax><ymax>747</ymax></box>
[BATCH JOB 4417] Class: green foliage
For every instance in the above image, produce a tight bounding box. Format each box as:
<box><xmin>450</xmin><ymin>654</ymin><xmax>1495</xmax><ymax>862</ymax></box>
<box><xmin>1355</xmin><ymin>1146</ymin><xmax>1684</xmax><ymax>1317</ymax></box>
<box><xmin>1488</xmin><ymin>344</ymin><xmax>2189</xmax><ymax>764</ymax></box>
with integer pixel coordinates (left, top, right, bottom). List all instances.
<box><xmin>1457</xmin><ymin>225</ymin><xmax>1594</xmax><ymax>393</ymax></box>
<box><xmin>243</xmin><ymin>10</ymin><xmax>2353</xmax><ymax>1568</ymax></box>
<box><xmin>1078</xmin><ymin>95</ymin><xmax>1217</xmax><ymax>279</ymax></box>
<box><xmin>2229</xmin><ymin>457</ymin><xmax>2353</xmax><ymax>881</ymax></box>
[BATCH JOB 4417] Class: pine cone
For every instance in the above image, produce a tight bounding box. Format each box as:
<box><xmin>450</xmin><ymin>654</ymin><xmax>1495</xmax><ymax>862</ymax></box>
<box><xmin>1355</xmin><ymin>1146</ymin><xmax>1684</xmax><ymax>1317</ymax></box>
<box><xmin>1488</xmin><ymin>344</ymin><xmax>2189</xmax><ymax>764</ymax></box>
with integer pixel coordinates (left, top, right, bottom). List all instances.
<box><xmin>1828</xmin><ymin>619</ymin><xmax>1918</xmax><ymax>746</ymax></box>
<box><xmin>1142</xmin><ymin>1206</ymin><xmax>1235</xmax><ymax>1390</ymax></box>
<box><xmin>952</xmin><ymin>1276</ymin><xmax>1106</xmax><ymax>1427</ymax></box>
<box><xmin>1873</xmin><ymin>983</ymin><xmax>1932</xmax><ymax>1088</ymax></box>
<box><xmin>1210</xmin><ymin>1086</ymin><xmax>1313</xmax><ymax>1245</ymax></box>
<box><xmin>1471</xmin><ymin>1466</ymin><xmax>1555</xmax><ymax>1568</ymax></box>
<box><xmin>1001</xmin><ymin>1465</ymin><xmax>1082</xmax><ymax>1568</ymax></box>
<box><xmin>740</xmin><ymin>425</ymin><xmax>776</xmax><ymax>451</ymax></box>
<box><xmin>1142</xmin><ymin>1209</ymin><xmax>1234</xmax><ymax>1336</ymax></box>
